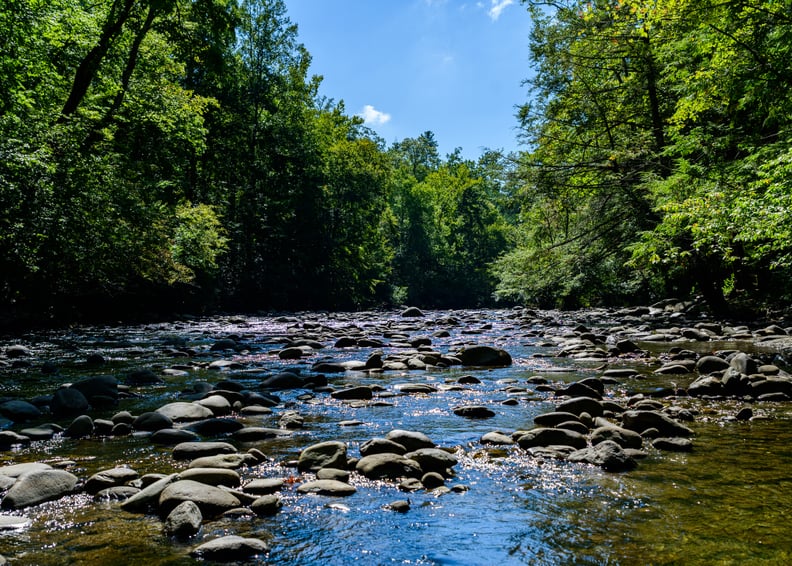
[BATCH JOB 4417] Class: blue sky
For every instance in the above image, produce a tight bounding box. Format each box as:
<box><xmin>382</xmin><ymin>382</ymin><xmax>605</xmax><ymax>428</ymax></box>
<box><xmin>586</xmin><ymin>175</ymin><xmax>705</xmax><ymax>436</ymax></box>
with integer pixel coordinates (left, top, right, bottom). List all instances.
<box><xmin>285</xmin><ymin>0</ymin><xmax>534</xmax><ymax>160</ymax></box>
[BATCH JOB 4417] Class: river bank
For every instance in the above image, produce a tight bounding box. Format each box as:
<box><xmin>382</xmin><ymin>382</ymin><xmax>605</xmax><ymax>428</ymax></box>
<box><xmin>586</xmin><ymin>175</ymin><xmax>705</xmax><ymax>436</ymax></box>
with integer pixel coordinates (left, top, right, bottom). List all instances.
<box><xmin>1</xmin><ymin>305</ymin><xmax>791</xmax><ymax>564</ymax></box>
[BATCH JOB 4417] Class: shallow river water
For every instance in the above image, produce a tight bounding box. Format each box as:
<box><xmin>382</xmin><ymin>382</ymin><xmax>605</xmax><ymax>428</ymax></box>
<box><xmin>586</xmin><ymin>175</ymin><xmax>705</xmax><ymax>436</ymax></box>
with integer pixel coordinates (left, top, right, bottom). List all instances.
<box><xmin>0</xmin><ymin>308</ymin><xmax>791</xmax><ymax>565</ymax></box>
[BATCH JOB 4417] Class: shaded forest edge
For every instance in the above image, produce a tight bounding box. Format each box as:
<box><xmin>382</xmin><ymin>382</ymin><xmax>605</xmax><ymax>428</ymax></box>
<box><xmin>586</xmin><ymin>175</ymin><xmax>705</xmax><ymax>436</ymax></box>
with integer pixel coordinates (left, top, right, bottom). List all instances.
<box><xmin>3</xmin><ymin>1</ymin><xmax>792</xmax><ymax>330</ymax></box>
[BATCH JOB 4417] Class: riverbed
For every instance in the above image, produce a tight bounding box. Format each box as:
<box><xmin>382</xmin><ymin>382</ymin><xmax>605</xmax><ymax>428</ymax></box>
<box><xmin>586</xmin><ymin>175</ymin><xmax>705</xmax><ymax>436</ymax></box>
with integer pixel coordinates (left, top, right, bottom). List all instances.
<box><xmin>0</xmin><ymin>307</ymin><xmax>791</xmax><ymax>565</ymax></box>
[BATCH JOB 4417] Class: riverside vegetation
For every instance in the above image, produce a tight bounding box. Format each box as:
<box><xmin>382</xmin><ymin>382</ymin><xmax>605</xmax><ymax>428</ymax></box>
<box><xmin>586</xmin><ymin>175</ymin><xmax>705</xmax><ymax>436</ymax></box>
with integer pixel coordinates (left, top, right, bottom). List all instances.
<box><xmin>0</xmin><ymin>304</ymin><xmax>791</xmax><ymax>563</ymax></box>
<box><xmin>4</xmin><ymin>1</ymin><xmax>792</xmax><ymax>326</ymax></box>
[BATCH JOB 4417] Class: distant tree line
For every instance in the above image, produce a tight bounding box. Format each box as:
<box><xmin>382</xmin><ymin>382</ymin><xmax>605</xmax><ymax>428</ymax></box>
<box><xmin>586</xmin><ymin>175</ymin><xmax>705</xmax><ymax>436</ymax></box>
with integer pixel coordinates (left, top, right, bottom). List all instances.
<box><xmin>1</xmin><ymin>0</ymin><xmax>791</xmax><ymax>324</ymax></box>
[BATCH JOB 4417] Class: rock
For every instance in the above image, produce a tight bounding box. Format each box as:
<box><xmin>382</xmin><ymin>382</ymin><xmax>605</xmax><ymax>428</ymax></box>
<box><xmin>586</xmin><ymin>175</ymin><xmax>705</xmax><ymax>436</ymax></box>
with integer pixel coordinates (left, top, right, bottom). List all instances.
<box><xmin>1</xmin><ymin>469</ymin><xmax>79</xmax><ymax>509</ymax></box>
<box><xmin>750</xmin><ymin>378</ymin><xmax>792</xmax><ymax>398</ymax></box>
<box><xmin>736</xmin><ymin>407</ymin><xmax>753</xmax><ymax>421</ymax></box>
<box><xmin>0</xmin><ymin>431</ymin><xmax>31</xmax><ymax>450</ymax></box>
<box><xmin>385</xmin><ymin>430</ymin><xmax>435</xmax><ymax>452</ymax></box>
<box><xmin>159</xmin><ymin>480</ymin><xmax>241</xmax><ymax>518</ymax></box>
<box><xmin>232</xmin><ymin>427</ymin><xmax>285</xmax><ymax>442</ymax></box>
<box><xmin>421</xmin><ymin>472</ymin><xmax>445</xmax><ymax>489</ymax></box>
<box><xmin>652</xmin><ymin>437</ymin><xmax>693</xmax><ymax>452</ymax></box>
<box><xmin>387</xmin><ymin>499</ymin><xmax>411</xmax><ymax>513</ymax></box>
<box><xmin>64</xmin><ymin>415</ymin><xmax>94</xmax><ymax>438</ymax></box>
<box><xmin>210</xmin><ymin>338</ymin><xmax>238</xmax><ymax>351</ymax></box>
<box><xmin>0</xmin><ymin>400</ymin><xmax>42</xmax><ymax>422</ymax></box>
<box><xmin>401</xmin><ymin>307</ymin><xmax>425</xmax><ymax>317</ymax></box>
<box><xmin>687</xmin><ymin>376</ymin><xmax>724</xmax><ymax>397</ymax></box>
<box><xmin>260</xmin><ymin>371</ymin><xmax>305</xmax><ymax>389</ymax></box>
<box><xmin>356</xmin><ymin>453</ymin><xmax>422</xmax><ymax>480</ymax></box>
<box><xmin>516</xmin><ymin>427</ymin><xmax>588</xmax><ymax>450</ymax></box>
<box><xmin>591</xmin><ymin>425</ymin><xmax>643</xmax><ymax>449</ymax></box>
<box><xmin>85</xmin><ymin>467</ymin><xmax>139</xmax><ymax>495</ymax></box>
<box><xmin>94</xmin><ymin>486</ymin><xmax>140</xmax><ymax>501</ymax></box>
<box><xmin>298</xmin><ymin>441</ymin><xmax>348</xmax><ymax>472</ymax></box>
<box><xmin>621</xmin><ymin>410</ymin><xmax>693</xmax><ymax>437</ymax></box>
<box><xmin>70</xmin><ymin>375</ymin><xmax>118</xmax><ymax>404</ymax></box>
<box><xmin>186</xmin><ymin>418</ymin><xmax>244</xmax><ymax>436</ymax></box>
<box><xmin>297</xmin><ymin>479</ymin><xmax>357</xmax><ymax>496</ymax></box>
<box><xmin>191</xmin><ymin>535</ymin><xmax>269</xmax><ymax>562</ymax></box>
<box><xmin>457</xmin><ymin>345</ymin><xmax>512</xmax><ymax>367</ymax></box>
<box><xmin>156</xmin><ymin>402</ymin><xmax>213</xmax><ymax>422</ymax></box>
<box><xmin>331</xmin><ymin>386</ymin><xmax>373</xmax><ymax>400</ymax></box>
<box><xmin>125</xmin><ymin>368</ymin><xmax>163</xmax><ymax>385</ymax></box>
<box><xmin>453</xmin><ymin>405</ymin><xmax>495</xmax><ymax>418</ymax></box>
<box><xmin>316</xmin><ymin>468</ymin><xmax>350</xmax><ymax>482</ymax></box>
<box><xmin>696</xmin><ymin>355</ymin><xmax>730</xmax><ymax>374</ymax></box>
<box><xmin>730</xmin><ymin>352</ymin><xmax>758</xmax><ymax>376</ymax></box>
<box><xmin>278</xmin><ymin>411</ymin><xmax>305</xmax><ymax>429</ymax></box>
<box><xmin>195</xmin><ymin>395</ymin><xmax>231</xmax><ymax>416</ymax></box>
<box><xmin>534</xmin><ymin>412</ymin><xmax>581</xmax><ymax>428</ymax></box>
<box><xmin>480</xmin><ymin>431</ymin><xmax>515</xmax><ymax>445</ymax></box>
<box><xmin>359</xmin><ymin>438</ymin><xmax>407</xmax><ymax>457</ymax></box>
<box><xmin>18</xmin><ymin>424</ymin><xmax>61</xmax><ymax>440</ymax></box>
<box><xmin>0</xmin><ymin>462</ymin><xmax>52</xmax><ymax>478</ymax></box>
<box><xmin>555</xmin><ymin>381</ymin><xmax>602</xmax><ymax>400</ymax></box>
<box><xmin>568</xmin><ymin>440</ymin><xmax>637</xmax><ymax>472</ymax></box>
<box><xmin>165</xmin><ymin>500</ymin><xmax>202</xmax><ymax>538</ymax></box>
<box><xmin>251</xmin><ymin>494</ymin><xmax>282</xmax><ymax>515</ymax></box>
<box><xmin>405</xmin><ymin>448</ymin><xmax>458</xmax><ymax>475</ymax></box>
<box><xmin>121</xmin><ymin>474</ymin><xmax>179</xmax><ymax>513</ymax></box>
<box><xmin>133</xmin><ymin>411</ymin><xmax>173</xmax><ymax>432</ymax></box>
<box><xmin>555</xmin><ymin>397</ymin><xmax>604</xmax><ymax>417</ymax></box>
<box><xmin>244</xmin><ymin>478</ymin><xmax>284</xmax><ymax>495</ymax></box>
<box><xmin>311</xmin><ymin>362</ymin><xmax>346</xmax><ymax>373</ymax></box>
<box><xmin>5</xmin><ymin>345</ymin><xmax>31</xmax><ymax>358</ymax></box>
<box><xmin>178</xmin><ymin>468</ymin><xmax>240</xmax><ymax>488</ymax></box>
<box><xmin>172</xmin><ymin>441</ymin><xmax>237</xmax><ymax>461</ymax></box>
<box><xmin>188</xmin><ymin>454</ymin><xmax>255</xmax><ymax>470</ymax></box>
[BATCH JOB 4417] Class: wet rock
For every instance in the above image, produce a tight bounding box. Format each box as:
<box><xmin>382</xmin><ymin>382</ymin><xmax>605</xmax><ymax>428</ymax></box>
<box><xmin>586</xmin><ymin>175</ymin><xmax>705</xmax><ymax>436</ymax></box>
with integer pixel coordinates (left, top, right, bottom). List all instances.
<box><xmin>421</xmin><ymin>472</ymin><xmax>445</xmax><ymax>489</ymax></box>
<box><xmin>516</xmin><ymin>427</ymin><xmax>588</xmax><ymax>450</ymax></box>
<box><xmin>311</xmin><ymin>362</ymin><xmax>346</xmax><ymax>373</ymax></box>
<box><xmin>534</xmin><ymin>412</ymin><xmax>581</xmax><ymax>428</ymax></box>
<box><xmin>191</xmin><ymin>535</ymin><xmax>269</xmax><ymax>562</ymax></box>
<box><xmin>260</xmin><ymin>371</ymin><xmax>305</xmax><ymax>389</ymax></box>
<box><xmin>165</xmin><ymin>500</ymin><xmax>202</xmax><ymax>538</ymax></box>
<box><xmin>356</xmin><ymin>453</ymin><xmax>422</xmax><ymax>480</ymax></box>
<box><xmin>555</xmin><ymin>381</ymin><xmax>602</xmax><ymax>400</ymax></box>
<box><xmin>331</xmin><ymin>386</ymin><xmax>373</xmax><ymax>400</ymax></box>
<box><xmin>279</xmin><ymin>411</ymin><xmax>305</xmax><ymax>429</ymax></box>
<box><xmin>64</xmin><ymin>415</ymin><xmax>94</xmax><ymax>438</ymax></box>
<box><xmin>387</xmin><ymin>499</ymin><xmax>411</xmax><ymax>513</ymax></box>
<box><xmin>0</xmin><ymin>462</ymin><xmax>52</xmax><ymax>478</ymax></box>
<box><xmin>359</xmin><ymin>438</ymin><xmax>408</xmax><ymax>456</ymax></box>
<box><xmin>736</xmin><ymin>407</ymin><xmax>753</xmax><ymax>421</ymax></box>
<box><xmin>1</xmin><ymin>469</ymin><xmax>79</xmax><ymax>509</ymax></box>
<box><xmin>85</xmin><ymin>467</ymin><xmax>139</xmax><ymax>495</ymax></box>
<box><xmin>185</xmin><ymin>418</ymin><xmax>244</xmax><ymax>436</ymax></box>
<box><xmin>316</xmin><ymin>468</ymin><xmax>350</xmax><ymax>482</ymax></box>
<box><xmin>125</xmin><ymin>368</ymin><xmax>164</xmax><ymax>385</ymax></box>
<box><xmin>195</xmin><ymin>395</ymin><xmax>231</xmax><ymax>416</ymax></box>
<box><xmin>405</xmin><ymin>448</ymin><xmax>458</xmax><ymax>474</ymax></box>
<box><xmin>188</xmin><ymin>453</ymin><xmax>255</xmax><ymax>470</ymax></box>
<box><xmin>19</xmin><ymin>424</ymin><xmax>61</xmax><ymax>440</ymax></box>
<box><xmin>232</xmin><ymin>427</ymin><xmax>285</xmax><ymax>442</ymax></box>
<box><xmin>156</xmin><ymin>402</ymin><xmax>214</xmax><ymax>422</ymax></box>
<box><xmin>696</xmin><ymin>355</ymin><xmax>730</xmax><ymax>374</ymax></box>
<box><xmin>178</xmin><ymin>468</ymin><xmax>240</xmax><ymax>488</ymax></box>
<box><xmin>210</xmin><ymin>338</ymin><xmax>238</xmax><ymax>352</ymax></box>
<box><xmin>159</xmin><ymin>480</ymin><xmax>241</xmax><ymax>518</ymax></box>
<box><xmin>51</xmin><ymin>387</ymin><xmax>90</xmax><ymax>417</ymax></box>
<box><xmin>5</xmin><ymin>345</ymin><xmax>31</xmax><ymax>358</ymax></box>
<box><xmin>453</xmin><ymin>405</ymin><xmax>495</xmax><ymax>419</ymax></box>
<box><xmin>0</xmin><ymin>431</ymin><xmax>31</xmax><ymax>450</ymax></box>
<box><xmin>0</xmin><ymin>400</ymin><xmax>42</xmax><ymax>422</ymax></box>
<box><xmin>121</xmin><ymin>474</ymin><xmax>180</xmax><ymax>513</ymax></box>
<box><xmin>244</xmin><ymin>478</ymin><xmax>284</xmax><ymax>495</ymax></box>
<box><xmin>480</xmin><ymin>431</ymin><xmax>515</xmax><ymax>445</ymax></box>
<box><xmin>687</xmin><ymin>376</ymin><xmax>724</xmax><ymax>397</ymax></box>
<box><xmin>568</xmin><ymin>440</ymin><xmax>637</xmax><ymax>472</ymax></box>
<box><xmin>652</xmin><ymin>437</ymin><xmax>693</xmax><ymax>452</ymax></box>
<box><xmin>591</xmin><ymin>425</ymin><xmax>642</xmax><ymax>449</ymax></box>
<box><xmin>71</xmin><ymin>376</ymin><xmax>119</xmax><ymax>405</ymax></box>
<box><xmin>385</xmin><ymin>430</ymin><xmax>435</xmax><ymax>452</ymax></box>
<box><xmin>251</xmin><ymin>494</ymin><xmax>282</xmax><ymax>515</ymax></box>
<box><xmin>555</xmin><ymin>397</ymin><xmax>604</xmax><ymax>418</ymax></box>
<box><xmin>133</xmin><ymin>411</ymin><xmax>173</xmax><ymax>432</ymax></box>
<box><xmin>298</xmin><ymin>441</ymin><xmax>348</xmax><ymax>472</ymax></box>
<box><xmin>172</xmin><ymin>441</ymin><xmax>237</xmax><ymax>461</ymax></box>
<box><xmin>457</xmin><ymin>345</ymin><xmax>512</xmax><ymax>367</ymax></box>
<box><xmin>730</xmin><ymin>352</ymin><xmax>758</xmax><ymax>376</ymax></box>
<box><xmin>401</xmin><ymin>307</ymin><xmax>425</xmax><ymax>317</ymax></box>
<box><xmin>621</xmin><ymin>410</ymin><xmax>693</xmax><ymax>437</ymax></box>
<box><xmin>750</xmin><ymin>377</ymin><xmax>792</xmax><ymax>398</ymax></box>
<box><xmin>297</xmin><ymin>479</ymin><xmax>357</xmax><ymax>496</ymax></box>
<box><xmin>93</xmin><ymin>486</ymin><xmax>140</xmax><ymax>501</ymax></box>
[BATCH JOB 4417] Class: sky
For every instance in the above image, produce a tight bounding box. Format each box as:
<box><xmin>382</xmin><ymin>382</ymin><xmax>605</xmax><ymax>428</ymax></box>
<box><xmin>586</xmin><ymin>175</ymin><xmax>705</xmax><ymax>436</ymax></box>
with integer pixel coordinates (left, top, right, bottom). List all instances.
<box><xmin>285</xmin><ymin>0</ymin><xmax>534</xmax><ymax>160</ymax></box>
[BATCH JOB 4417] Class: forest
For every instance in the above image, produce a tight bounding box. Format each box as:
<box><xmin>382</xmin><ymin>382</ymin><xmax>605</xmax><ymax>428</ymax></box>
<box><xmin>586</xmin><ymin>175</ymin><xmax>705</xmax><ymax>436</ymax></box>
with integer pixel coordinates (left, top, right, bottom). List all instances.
<box><xmin>1</xmin><ymin>0</ymin><xmax>791</xmax><ymax>325</ymax></box>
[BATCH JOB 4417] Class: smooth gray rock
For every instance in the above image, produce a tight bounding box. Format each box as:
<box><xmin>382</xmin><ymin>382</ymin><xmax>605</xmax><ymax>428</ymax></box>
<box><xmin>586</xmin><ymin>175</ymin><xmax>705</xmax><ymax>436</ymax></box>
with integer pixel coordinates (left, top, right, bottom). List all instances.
<box><xmin>516</xmin><ymin>427</ymin><xmax>587</xmax><ymax>450</ymax></box>
<box><xmin>156</xmin><ymin>402</ymin><xmax>213</xmax><ymax>422</ymax></box>
<box><xmin>243</xmin><ymin>478</ymin><xmax>284</xmax><ymax>495</ymax></box>
<box><xmin>165</xmin><ymin>500</ymin><xmax>202</xmax><ymax>538</ymax></box>
<box><xmin>51</xmin><ymin>388</ymin><xmax>90</xmax><ymax>417</ymax></box>
<box><xmin>457</xmin><ymin>345</ymin><xmax>512</xmax><ymax>367</ymax></box>
<box><xmin>159</xmin><ymin>479</ymin><xmax>241</xmax><ymax>518</ymax></box>
<box><xmin>297</xmin><ymin>441</ymin><xmax>348</xmax><ymax>472</ymax></box>
<box><xmin>356</xmin><ymin>453</ymin><xmax>422</xmax><ymax>480</ymax></box>
<box><xmin>621</xmin><ymin>410</ymin><xmax>693</xmax><ymax>437</ymax></box>
<box><xmin>1</xmin><ymin>469</ymin><xmax>79</xmax><ymax>509</ymax></box>
<box><xmin>405</xmin><ymin>448</ymin><xmax>458</xmax><ymax>474</ymax></box>
<box><xmin>191</xmin><ymin>535</ymin><xmax>269</xmax><ymax>562</ymax></box>
<box><xmin>591</xmin><ymin>425</ymin><xmax>643</xmax><ymax>450</ymax></box>
<box><xmin>172</xmin><ymin>441</ymin><xmax>237</xmax><ymax>461</ymax></box>
<box><xmin>151</xmin><ymin>428</ymin><xmax>201</xmax><ymax>445</ymax></box>
<box><xmin>297</xmin><ymin>479</ymin><xmax>357</xmax><ymax>496</ymax></box>
<box><xmin>120</xmin><ymin>473</ymin><xmax>179</xmax><ymax>513</ymax></box>
<box><xmin>453</xmin><ymin>405</ymin><xmax>495</xmax><ymax>418</ymax></box>
<box><xmin>178</xmin><ymin>468</ymin><xmax>240</xmax><ymax>488</ymax></box>
<box><xmin>251</xmin><ymin>494</ymin><xmax>283</xmax><ymax>515</ymax></box>
<box><xmin>568</xmin><ymin>440</ymin><xmax>638</xmax><ymax>472</ymax></box>
<box><xmin>187</xmin><ymin>453</ymin><xmax>255</xmax><ymax>470</ymax></box>
<box><xmin>359</xmin><ymin>438</ymin><xmax>407</xmax><ymax>456</ymax></box>
<box><xmin>133</xmin><ymin>411</ymin><xmax>173</xmax><ymax>432</ymax></box>
<box><xmin>0</xmin><ymin>400</ymin><xmax>42</xmax><ymax>422</ymax></box>
<box><xmin>85</xmin><ymin>467</ymin><xmax>139</xmax><ymax>495</ymax></box>
<box><xmin>385</xmin><ymin>430</ymin><xmax>435</xmax><ymax>452</ymax></box>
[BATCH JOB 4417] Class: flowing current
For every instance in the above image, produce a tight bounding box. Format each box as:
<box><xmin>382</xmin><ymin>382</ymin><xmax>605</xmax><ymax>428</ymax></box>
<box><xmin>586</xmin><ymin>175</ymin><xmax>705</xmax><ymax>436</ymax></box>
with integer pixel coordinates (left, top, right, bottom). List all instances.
<box><xmin>0</xmin><ymin>308</ymin><xmax>791</xmax><ymax>565</ymax></box>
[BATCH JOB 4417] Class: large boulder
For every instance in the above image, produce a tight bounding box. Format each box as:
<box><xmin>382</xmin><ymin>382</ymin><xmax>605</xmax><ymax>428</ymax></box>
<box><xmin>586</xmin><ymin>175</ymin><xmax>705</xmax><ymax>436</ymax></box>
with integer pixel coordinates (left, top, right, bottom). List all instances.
<box><xmin>297</xmin><ymin>441</ymin><xmax>348</xmax><ymax>472</ymax></box>
<box><xmin>1</xmin><ymin>469</ymin><xmax>79</xmax><ymax>509</ymax></box>
<box><xmin>457</xmin><ymin>345</ymin><xmax>512</xmax><ymax>367</ymax></box>
<box><xmin>158</xmin><ymin>480</ymin><xmax>241</xmax><ymax>518</ymax></box>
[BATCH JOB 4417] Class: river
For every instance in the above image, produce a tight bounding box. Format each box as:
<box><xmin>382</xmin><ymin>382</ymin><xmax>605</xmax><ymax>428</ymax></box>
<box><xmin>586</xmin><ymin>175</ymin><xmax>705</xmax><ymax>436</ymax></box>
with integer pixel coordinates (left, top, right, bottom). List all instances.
<box><xmin>0</xmin><ymin>308</ymin><xmax>790</xmax><ymax>565</ymax></box>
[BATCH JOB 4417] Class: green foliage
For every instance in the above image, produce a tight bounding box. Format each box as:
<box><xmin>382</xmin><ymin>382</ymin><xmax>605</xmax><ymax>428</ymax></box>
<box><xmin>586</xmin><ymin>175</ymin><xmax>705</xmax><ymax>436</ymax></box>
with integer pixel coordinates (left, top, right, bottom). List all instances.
<box><xmin>172</xmin><ymin>202</ymin><xmax>228</xmax><ymax>281</ymax></box>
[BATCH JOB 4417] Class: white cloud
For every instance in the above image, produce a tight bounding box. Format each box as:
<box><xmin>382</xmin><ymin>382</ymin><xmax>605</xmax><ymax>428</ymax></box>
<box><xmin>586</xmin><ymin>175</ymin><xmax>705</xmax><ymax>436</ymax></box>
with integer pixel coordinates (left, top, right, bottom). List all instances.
<box><xmin>359</xmin><ymin>105</ymin><xmax>392</xmax><ymax>126</ymax></box>
<box><xmin>487</xmin><ymin>0</ymin><xmax>514</xmax><ymax>20</ymax></box>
